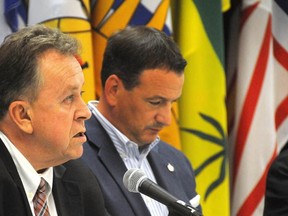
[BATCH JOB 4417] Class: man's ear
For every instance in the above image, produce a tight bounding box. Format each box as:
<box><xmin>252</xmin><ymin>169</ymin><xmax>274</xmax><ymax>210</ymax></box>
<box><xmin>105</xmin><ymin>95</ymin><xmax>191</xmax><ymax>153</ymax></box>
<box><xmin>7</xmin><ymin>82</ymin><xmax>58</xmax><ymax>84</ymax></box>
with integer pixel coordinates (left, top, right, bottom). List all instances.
<box><xmin>8</xmin><ymin>101</ymin><xmax>33</xmax><ymax>134</ymax></box>
<box><xmin>104</xmin><ymin>74</ymin><xmax>122</xmax><ymax>106</ymax></box>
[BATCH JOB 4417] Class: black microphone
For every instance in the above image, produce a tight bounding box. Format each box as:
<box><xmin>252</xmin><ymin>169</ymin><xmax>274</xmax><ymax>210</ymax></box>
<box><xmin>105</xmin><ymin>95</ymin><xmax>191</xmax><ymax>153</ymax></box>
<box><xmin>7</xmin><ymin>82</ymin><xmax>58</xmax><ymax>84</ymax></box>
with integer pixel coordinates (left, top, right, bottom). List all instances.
<box><xmin>123</xmin><ymin>168</ymin><xmax>202</xmax><ymax>216</ymax></box>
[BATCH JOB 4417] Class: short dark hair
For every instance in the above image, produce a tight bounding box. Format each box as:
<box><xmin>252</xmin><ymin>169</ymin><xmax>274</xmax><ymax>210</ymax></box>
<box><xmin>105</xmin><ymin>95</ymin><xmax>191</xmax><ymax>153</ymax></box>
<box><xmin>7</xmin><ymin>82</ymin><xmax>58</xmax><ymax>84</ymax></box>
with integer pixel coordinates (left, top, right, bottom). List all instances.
<box><xmin>101</xmin><ymin>26</ymin><xmax>187</xmax><ymax>90</ymax></box>
<box><xmin>0</xmin><ymin>25</ymin><xmax>80</xmax><ymax>120</ymax></box>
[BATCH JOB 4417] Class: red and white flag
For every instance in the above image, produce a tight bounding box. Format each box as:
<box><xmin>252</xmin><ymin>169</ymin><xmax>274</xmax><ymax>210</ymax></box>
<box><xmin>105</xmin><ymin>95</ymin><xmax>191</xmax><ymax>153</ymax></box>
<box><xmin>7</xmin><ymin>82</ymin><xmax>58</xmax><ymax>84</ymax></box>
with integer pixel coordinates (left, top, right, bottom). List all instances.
<box><xmin>273</xmin><ymin>0</ymin><xmax>288</xmax><ymax>152</ymax></box>
<box><xmin>228</xmin><ymin>0</ymin><xmax>288</xmax><ymax>215</ymax></box>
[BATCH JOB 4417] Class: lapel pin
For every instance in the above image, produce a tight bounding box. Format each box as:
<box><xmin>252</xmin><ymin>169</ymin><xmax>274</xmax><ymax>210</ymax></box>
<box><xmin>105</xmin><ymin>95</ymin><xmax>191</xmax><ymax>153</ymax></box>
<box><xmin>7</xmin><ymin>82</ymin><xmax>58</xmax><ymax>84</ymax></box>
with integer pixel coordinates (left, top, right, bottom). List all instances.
<box><xmin>167</xmin><ymin>163</ymin><xmax>175</xmax><ymax>172</ymax></box>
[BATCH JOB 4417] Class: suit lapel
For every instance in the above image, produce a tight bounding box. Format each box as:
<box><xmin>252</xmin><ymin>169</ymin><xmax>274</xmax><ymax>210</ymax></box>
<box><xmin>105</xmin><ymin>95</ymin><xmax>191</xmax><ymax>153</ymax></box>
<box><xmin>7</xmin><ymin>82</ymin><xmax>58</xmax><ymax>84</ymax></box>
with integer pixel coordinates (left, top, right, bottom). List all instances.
<box><xmin>0</xmin><ymin>140</ymin><xmax>25</xmax><ymax>187</ymax></box>
<box><xmin>53</xmin><ymin>165</ymin><xmax>82</xmax><ymax>216</ymax></box>
<box><xmin>86</xmin><ymin>116</ymin><xmax>151</xmax><ymax>216</ymax></box>
<box><xmin>0</xmin><ymin>140</ymin><xmax>33</xmax><ymax>216</ymax></box>
<box><xmin>148</xmin><ymin>145</ymin><xmax>177</xmax><ymax>191</ymax></box>
<box><xmin>148</xmin><ymin>144</ymin><xmax>191</xmax><ymax>204</ymax></box>
<box><xmin>0</xmin><ymin>140</ymin><xmax>84</xmax><ymax>216</ymax></box>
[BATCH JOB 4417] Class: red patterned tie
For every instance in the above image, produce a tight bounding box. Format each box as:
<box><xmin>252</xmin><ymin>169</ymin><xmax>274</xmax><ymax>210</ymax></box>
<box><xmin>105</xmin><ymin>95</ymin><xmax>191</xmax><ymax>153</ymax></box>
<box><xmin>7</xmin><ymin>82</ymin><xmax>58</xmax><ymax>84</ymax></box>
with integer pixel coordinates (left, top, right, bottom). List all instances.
<box><xmin>33</xmin><ymin>177</ymin><xmax>50</xmax><ymax>216</ymax></box>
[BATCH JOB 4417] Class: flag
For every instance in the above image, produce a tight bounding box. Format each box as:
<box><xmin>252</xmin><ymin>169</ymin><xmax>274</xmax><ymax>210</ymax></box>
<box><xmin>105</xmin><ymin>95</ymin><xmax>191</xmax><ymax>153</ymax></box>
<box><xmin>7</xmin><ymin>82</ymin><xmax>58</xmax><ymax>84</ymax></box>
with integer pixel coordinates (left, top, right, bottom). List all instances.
<box><xmin>227</xmin><ymin>0</ymin><xmax>288</xmax><ymax>215</ymax></box>
<box><xmin>91</xmin><ymin>0</ymin><xmax>182</xmax><ymax>149</ymax></box>
<box><xmin>1</xmin><ymin>0</ymin><xmax>27</xmax><ymax>43</ymax></box>
<box><xmin>175</xmin><ymin>0</ymin><xmax>230</xmax><ymax>215</ymax></box>
<box><xmin>4</xmin><ymin>0</ymin><xmax>27</xmax><ymax>32</ymax></box>
<box><xmin>28</xmin><ymin>0</ymin><xmax>96</xmax><ymax>103</ymax></box>
<box><xmin>273</xmin><ymin>1</ymin><xmax>288</xmax><ymax>153</ymax></box>
<box><xmin>1</xmin><ymin>0</ymin><xmax>12</xmax><ymax>43</ymax></box>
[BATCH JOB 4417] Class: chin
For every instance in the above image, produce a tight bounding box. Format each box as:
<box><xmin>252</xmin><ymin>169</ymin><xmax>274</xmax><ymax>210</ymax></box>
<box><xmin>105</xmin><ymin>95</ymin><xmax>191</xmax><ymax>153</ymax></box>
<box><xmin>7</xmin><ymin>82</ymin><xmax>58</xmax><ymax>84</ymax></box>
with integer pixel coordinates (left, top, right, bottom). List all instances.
<box><xmin>141</xmin><ymin>138</ymin><xmax>156</xmax><ymax>146</ymax></box>
<box><xmin>68</xmin><ymin>147</ymin><xmax>84</xmax><ymax>160</ymax></box>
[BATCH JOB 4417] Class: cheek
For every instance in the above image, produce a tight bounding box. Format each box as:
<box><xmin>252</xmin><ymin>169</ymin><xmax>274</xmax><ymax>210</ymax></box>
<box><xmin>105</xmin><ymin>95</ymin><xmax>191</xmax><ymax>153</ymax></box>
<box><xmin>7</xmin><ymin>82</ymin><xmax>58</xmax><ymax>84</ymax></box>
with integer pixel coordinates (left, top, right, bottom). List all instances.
<box><xmin>37</xmin><ymin>113</ymin><xmax>72</xmax><ymax>137</ymax></box>
<box><xmin>123</xmin><ymin>104</ymin><xmax>143</xmax><ymax>121</ymax></box>
<box><xmin>129</xmin><ymin>107</ymin><xmax>155</xmax><ymax>127</ymax></box>
<box><xmin>119</xmin><ymin>98</ymin><xmax>154</xmax><ymax>125</ymax></box>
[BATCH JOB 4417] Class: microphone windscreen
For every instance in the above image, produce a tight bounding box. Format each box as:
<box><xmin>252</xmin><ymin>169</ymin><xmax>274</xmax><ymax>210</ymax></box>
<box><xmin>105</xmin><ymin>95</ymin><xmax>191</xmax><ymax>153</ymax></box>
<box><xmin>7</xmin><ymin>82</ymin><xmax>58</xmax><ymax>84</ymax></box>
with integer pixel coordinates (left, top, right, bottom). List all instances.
<box><xmin>123</xmin><ymin>168</ymin><xmax>147</xmax><ymax>192</ymax></box>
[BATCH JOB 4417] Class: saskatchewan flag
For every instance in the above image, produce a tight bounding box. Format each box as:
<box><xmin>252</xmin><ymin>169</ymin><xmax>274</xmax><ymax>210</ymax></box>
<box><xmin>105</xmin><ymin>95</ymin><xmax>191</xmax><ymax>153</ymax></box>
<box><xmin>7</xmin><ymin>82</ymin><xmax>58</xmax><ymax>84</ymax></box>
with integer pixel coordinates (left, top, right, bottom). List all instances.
<box><xmin>175</xmin><ymin>0</ymin><xmax>230</xmax><ymax>215</ymax></box>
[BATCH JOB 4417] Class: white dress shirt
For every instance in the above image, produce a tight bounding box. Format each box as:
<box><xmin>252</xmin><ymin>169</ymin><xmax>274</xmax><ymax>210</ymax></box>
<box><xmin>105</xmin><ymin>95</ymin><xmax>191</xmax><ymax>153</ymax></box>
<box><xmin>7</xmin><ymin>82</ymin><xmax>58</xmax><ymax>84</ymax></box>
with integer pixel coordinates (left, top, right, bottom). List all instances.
<box><xmin>0</xmin><ymin>131</ymin><xmax>58</xmax><ymax>216</ymax></box>
<box><xmin>88</xmin><ymin>100</ymin><xmax>169</xmax><ymax>216</ymax></box>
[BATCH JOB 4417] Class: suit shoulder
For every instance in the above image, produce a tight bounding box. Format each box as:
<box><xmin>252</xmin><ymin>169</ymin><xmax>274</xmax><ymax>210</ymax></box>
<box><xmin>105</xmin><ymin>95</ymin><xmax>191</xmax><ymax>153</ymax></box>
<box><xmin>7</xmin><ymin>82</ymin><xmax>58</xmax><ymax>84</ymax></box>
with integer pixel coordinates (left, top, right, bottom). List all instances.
<box><xmin>61</xmin><ymin>159</ymin><xmax>96</xmax><ymax>181</ymax></box>
<box><xmin>157</xmin><ymin>140</ymin><xmax>188</xmax><ymax>158</ymax></box>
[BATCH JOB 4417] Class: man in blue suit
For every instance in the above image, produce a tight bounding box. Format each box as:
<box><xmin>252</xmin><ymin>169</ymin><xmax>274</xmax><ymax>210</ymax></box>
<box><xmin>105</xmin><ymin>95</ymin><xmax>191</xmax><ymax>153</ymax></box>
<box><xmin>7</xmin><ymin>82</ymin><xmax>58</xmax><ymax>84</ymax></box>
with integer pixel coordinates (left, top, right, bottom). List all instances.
<box><xmin>82</xmin><ymin>26</ymin><xmax>201</xmax><ymax>216</ymax></box>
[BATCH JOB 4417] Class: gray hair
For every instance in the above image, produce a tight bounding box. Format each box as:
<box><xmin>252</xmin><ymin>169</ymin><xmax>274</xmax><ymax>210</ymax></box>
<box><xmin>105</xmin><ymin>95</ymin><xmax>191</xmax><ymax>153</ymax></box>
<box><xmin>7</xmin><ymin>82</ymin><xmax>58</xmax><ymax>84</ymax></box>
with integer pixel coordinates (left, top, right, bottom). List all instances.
<box><xmin>0</xmin><ymin>25</ymin><xmax>80</xmax><ymax>120</ymax></box>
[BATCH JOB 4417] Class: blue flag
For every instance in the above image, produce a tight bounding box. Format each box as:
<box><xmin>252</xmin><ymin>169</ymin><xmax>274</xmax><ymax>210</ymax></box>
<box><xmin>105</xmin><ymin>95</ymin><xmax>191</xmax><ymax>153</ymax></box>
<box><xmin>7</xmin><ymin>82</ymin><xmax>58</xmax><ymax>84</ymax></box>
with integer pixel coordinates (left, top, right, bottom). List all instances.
<box><xmin>4</xmin><ymin>0</ymin><xmax>27</xmax><ymax>32</ymax></box>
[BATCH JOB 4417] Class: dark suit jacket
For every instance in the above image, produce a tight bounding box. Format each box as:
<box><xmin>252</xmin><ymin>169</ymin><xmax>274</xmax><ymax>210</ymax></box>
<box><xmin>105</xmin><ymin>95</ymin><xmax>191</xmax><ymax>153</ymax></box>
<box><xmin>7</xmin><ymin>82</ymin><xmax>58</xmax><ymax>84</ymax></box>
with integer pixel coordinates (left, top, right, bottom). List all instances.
<box><xmin>0</xmin><ymin>139</ymin><xmax>108</xmax><ymax>216</ymax></box>
<box><xmin>81</xmin><ymin>115</ymin><xmax>200</xmax><ymax>216</ymax></box>
<box><xmin>264</xmin><ymin>142</ymin><xmax>288</xmax><ymax>216</ymax></box>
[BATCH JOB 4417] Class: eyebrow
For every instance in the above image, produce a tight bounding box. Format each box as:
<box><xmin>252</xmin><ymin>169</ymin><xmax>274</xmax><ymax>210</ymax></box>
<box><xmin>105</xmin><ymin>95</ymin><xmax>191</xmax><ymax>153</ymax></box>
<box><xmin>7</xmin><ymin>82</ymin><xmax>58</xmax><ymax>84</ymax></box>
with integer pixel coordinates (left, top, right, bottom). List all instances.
<box><xmin>146</xmin><ymin>96</ymin><xmax>179</xmax><ymax>102</ymax></box>
<box><xmin>61</xmin><ymin>84</ymin><xmax>82</xmax><ymax>96</ymax></box>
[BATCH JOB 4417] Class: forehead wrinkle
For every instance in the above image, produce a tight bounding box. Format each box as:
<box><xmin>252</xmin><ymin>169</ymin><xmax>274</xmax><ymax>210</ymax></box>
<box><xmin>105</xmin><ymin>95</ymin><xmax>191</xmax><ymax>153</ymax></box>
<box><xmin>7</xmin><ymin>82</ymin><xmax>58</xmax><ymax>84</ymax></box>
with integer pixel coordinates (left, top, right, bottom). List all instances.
<box><xmin>38</xmin><ymin>57</ymin><xmax>84</xmax><ymax>98</ymax></box>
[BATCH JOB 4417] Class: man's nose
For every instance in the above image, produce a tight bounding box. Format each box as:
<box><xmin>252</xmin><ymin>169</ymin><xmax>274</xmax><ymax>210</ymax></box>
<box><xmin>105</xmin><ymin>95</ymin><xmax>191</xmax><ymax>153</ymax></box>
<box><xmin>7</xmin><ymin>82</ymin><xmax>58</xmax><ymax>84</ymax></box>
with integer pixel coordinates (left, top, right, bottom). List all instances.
<box><xmin>155</xmin><ymin>105</ymin><xmax>172</xmax><ymax>126</ymax></box>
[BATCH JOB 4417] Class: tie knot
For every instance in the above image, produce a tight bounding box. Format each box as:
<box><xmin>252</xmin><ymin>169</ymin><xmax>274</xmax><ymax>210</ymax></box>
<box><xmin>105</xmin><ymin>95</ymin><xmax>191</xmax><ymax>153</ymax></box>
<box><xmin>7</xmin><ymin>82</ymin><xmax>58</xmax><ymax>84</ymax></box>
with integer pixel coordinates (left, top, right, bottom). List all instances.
<box><xmin>38</xmin><ymin>177</ymin><xmax>46</xmax><ymax>194</ymax></box>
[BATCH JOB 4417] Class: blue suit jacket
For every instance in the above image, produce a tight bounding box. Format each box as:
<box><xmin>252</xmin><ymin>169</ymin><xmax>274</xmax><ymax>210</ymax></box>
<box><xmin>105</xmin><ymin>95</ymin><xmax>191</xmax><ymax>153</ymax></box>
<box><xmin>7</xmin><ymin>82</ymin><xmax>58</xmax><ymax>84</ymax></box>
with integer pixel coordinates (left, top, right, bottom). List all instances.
<box><xmin>81</xmin><ymin>115</ymin><xmax>200</xmax><ymax>216</ymax></box>
<box><xmin>0</xmin><ymin>139</ymin><xmax>108</xmax><ymax>216</ymax></box>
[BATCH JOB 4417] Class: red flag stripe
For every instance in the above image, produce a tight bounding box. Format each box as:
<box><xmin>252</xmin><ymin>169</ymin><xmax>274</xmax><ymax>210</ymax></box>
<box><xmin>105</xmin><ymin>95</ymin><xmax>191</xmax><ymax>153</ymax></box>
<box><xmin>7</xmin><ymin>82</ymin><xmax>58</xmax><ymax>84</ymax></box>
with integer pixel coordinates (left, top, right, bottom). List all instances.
<box><xmin>233</xmin><ymin>16</ymin><xmax>272</xmax><ymax>186</ymax></box>
<box><xmin>240</xmin><ymin>2</ymin><xmax>259</xmax><ymax>31</ymax></box>
<box><xmin>273</xmin><ymin>37</ymin><xmax>288</xmax><ymax>71</ymax></box>
<box><xmin>237</xmin><ymin>145</ymin><xmax>278</xmax><ymax>216</ymax></box>
<box><xmin>275</xmin><ymin>96</ymin><xmax>288</xmax><ymax>129</ymax></box>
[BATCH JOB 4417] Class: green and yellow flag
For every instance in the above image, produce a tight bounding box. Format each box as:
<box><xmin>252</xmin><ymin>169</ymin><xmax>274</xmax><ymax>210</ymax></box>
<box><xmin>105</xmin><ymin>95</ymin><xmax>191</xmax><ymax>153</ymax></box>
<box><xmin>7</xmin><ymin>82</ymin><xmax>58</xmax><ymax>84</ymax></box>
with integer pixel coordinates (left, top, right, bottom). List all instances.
<box><xmin>175</xmin><ymin>0</ymin><xmax>230</xmax><ymax>215</ymax></box>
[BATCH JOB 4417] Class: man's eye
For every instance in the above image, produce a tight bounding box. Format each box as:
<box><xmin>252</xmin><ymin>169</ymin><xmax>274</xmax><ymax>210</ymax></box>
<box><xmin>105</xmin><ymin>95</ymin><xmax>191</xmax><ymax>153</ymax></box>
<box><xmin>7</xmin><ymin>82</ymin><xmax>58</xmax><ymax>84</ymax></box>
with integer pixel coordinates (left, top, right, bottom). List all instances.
<box><xmin>64</xmin><ymin>95</ymin><xmax>74</xmax><ymax>102</ymax></box>
<box><xmin>149</xmin><ymin>101</ymin><xmax>161</xmax><ymax>105</ymax></box>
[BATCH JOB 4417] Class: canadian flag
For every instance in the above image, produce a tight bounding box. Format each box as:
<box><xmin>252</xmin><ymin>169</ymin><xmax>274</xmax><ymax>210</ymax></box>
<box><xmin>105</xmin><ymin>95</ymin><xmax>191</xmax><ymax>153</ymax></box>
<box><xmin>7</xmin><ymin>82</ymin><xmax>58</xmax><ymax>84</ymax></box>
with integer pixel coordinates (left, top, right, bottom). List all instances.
<box><xmin>227</xmin><ymin>0</ymin><xmax>288</xmax><ymax>215</ymax></box>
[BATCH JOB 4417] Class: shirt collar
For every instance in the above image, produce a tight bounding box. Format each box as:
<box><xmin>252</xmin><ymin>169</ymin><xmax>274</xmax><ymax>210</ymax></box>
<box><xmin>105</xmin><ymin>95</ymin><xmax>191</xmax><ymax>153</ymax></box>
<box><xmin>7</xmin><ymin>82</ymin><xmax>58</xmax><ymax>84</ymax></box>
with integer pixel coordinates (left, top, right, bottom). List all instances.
<box><xmin>0</xmin><ymin>131</ymin><xmax>53</xmax><ymax>202</ymax></box>
<box><xmin>88</xmin><ymin>100</ymin><xmax>160</xmax><ymax>163</ymax></box>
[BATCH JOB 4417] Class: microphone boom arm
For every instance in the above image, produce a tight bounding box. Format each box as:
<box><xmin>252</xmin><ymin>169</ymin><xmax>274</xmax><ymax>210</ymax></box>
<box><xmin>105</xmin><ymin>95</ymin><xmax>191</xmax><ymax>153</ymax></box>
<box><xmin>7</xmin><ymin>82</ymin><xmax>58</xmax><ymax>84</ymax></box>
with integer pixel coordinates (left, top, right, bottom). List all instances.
<box><xmin>123</xmin><ymin>168</ymin><xmax>203</xmax><ymax>216</ymax></box>
<box><xmin>140</xmin><ymin>179</ymin><xmax>202</xmax><ymax>216</ymax></box>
